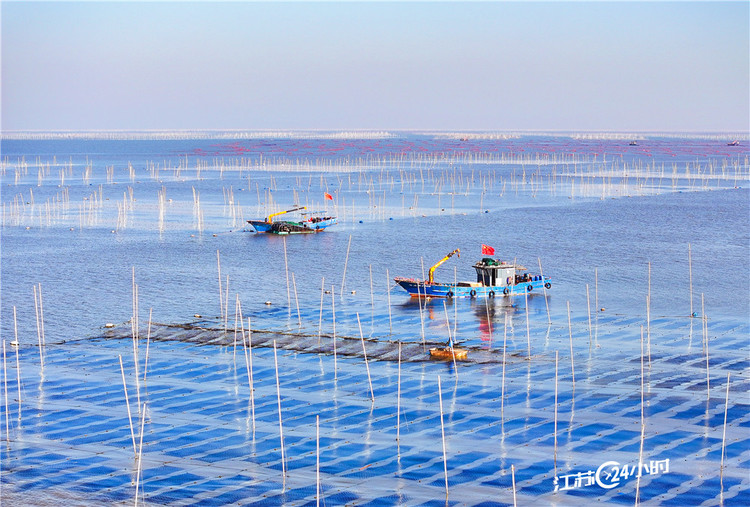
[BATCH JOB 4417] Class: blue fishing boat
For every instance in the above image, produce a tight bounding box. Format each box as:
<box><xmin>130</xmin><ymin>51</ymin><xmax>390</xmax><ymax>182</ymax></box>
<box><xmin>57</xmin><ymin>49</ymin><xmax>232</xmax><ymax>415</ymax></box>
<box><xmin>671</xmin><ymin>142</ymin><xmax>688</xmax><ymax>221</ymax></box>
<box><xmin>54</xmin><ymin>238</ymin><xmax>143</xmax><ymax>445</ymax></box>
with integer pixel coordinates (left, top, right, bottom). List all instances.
<box><xmin>394</xmin><ymin>248</ymin><xmax>551</xmax><ymax>298</ymax></box>
<box><xmin>248</xmin><ymin>206</ymin><xmax>337</xmax><ymax>234</ymax></box>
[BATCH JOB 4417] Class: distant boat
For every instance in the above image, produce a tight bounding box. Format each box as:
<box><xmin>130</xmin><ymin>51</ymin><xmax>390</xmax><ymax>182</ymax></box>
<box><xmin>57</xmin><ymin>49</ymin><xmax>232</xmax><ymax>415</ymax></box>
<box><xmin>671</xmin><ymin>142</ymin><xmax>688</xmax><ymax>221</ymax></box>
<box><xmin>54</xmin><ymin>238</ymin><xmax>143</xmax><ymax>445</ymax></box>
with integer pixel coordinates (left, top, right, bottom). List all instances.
<box><xmin>394</xmin><ymin>249</ymin><xmax>551</xmax><ymax>298</ymax></box>
<box><xmin>629</xmin><ymin>140</ymin><xmax>638</xmax><ymax>146</ymax></box>
<box><xmin>727</xmin><ymin>140</ymin><xmax>740</xmax><ymax>146</ymax></box>
<box><xmin>247</xmin><ymin>206</ymin><xmax>337</xmax><ymax>234</ymax></box>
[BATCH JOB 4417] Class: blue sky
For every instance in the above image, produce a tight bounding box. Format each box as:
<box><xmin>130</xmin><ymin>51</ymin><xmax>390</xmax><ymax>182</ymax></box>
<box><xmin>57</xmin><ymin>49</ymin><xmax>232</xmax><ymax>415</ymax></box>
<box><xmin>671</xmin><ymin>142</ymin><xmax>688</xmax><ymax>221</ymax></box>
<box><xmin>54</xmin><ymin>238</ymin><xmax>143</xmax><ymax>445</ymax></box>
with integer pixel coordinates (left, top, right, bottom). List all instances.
<box><xmin>2</xmin><ymin>1</ymin><xmax>748</xmax><ymax>132</ymax></box>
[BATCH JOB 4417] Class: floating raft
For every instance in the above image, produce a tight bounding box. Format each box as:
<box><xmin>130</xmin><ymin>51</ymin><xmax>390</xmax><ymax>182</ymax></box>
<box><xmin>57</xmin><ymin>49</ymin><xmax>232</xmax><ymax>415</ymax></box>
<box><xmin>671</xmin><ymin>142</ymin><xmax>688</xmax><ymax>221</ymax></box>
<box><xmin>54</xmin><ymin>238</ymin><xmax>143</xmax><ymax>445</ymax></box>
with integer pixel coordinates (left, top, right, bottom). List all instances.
<box><xmin>98</xmin><ymin>320</ymin><xmax>511</xmax><ymax>364</ymax></box>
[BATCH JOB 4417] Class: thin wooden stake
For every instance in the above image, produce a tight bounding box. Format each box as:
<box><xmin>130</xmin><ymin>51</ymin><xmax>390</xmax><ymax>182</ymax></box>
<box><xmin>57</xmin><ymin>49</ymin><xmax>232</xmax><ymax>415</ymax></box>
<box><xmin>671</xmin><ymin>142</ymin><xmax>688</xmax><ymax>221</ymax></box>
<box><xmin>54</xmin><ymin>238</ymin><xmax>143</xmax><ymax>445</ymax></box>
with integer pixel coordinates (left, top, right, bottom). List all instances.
<box><xmin>292</xmin><ymin>272</ymin><xmax>302</xmax><ymax>328</ymax></box>
<box><xmin>538</xmin><ymin>257</ymin><xmax>551</xmax><ymax>324</ymax></box>
<box><xmin>356</xmin><ymin>313</ymin><xmax>375</xmax><ymax>403</ymax></box>
<box><xmin>38</xmin><ymin>283</ymin><xmax>46</xmax><ymax>349</ymax></box>
<box><xmin>3</xmin><ymin>341</ymin><xmax>9</xmax><ymax>441</ymax></box>
<box><xmin>217</xmin><ymin>250</ymin><xmax>224</xmax><ymax>319</ymax></box>
<box><xmin>524</xmin><ymin>290</ymin><xmax>531</xmax><ymax>359</ymax></box>
<box><xmin>246</xmin><ymin>317</ymin><xmax>256</xmax><ymax>434</ymax></box>
<box><xmin>283</xmin><ymin>237</ymin><xmax>291</xmax><ymax>314</ymax></box>
<box><xmin>647</xmin><ymin>262</ymin><xmax>651</xmax><ymax>367</ymax></box>
<box><xmin>636</xmin><ymin>325</ymin><xmax>646</xmax><ymax>505</ymax></box>
<box><xmin>14</xmin><ymin>337</ymin><xmax>21</xmax><ymax>422</ymax></box>
<box><xmin>586</xmin><ymin>284</ymin><xmax>592</xmax><ymax>349</ymax></box>
<box><xmin>33</xmin><ymin>285</ymin><xmax>44</xmax><ymax>368</ymax></box>
<box><xmin>567</xmin><ymin>301</ymin><xmax>575</xmax><ymax>387</ymax></box>
<box><xmin>134</xmin><ymin>402</ymin><xmax>147</xmax><ymax>507</ymax></box>
<box><xmin>340</xmin><ymin>234</ymin><xmax>352</xmax><ymax>299</ymax></box>
<box><xmin>273</xmin><ymin>341</ymin><xmax>286</xmax><ymax>477</ymax></box>
<box><xmin>720</xmin><ymin>372</ymin><xmax>731</xmax><ymax>493</ymax></box>
<box><xmin>331</xmin><ymin>285</ymin><xmax>337</xmax><ymax>379</ymax></box>
<box><xmin>442</xmin><ymin>301</ymin><xmax>459</xmax><ymax>379</ymax></box>
<box><xmin>511</xmin><ymin>464</ymin><xmax>517</xmax><ymax>507</ymax></box>
<box><xmin>396</xmin><ymin>342</ymin><xmax>402</xmax><ymax>442</ymax></box>
<box><xmin>119</xmin><ymin>355</ymin><xmax>137</xmax><ymax>457</ymax></box>
<box><xmin>143</xmin><ymin>309</ymin><xmax>152</xmax><ymax>383</ymax></box>
<box><xmin>554</xmin><ymin>350</ymin><xmax>558</xmax><ymax>476</ymax></box>
<box><xmin>386</xmin><ymin>269</ymin><xmax>393</xmax><ymax>335</ymax></box>
<box><xmin>318</xmin><ymin>277</ymin><xmax>325</xmax><ymax>343</ymax></box>
<box><xmin>703</xmin><ymin>294</ymin><xmax>709</xmax><ymax>395</ymax></box>
<box><xmin>501</xmin><ymin>315</ymin><xmax>507</xmax><ymax>426</ymax></box>
<box><xmin>438</xmin><ymin>375</ymin><xmax>449</xmax><ymax>498</ymax></box>
<box><xmin>688</xmin><ymin>243</ymin><xmax>694</xmax><ymax>317</ymax></box>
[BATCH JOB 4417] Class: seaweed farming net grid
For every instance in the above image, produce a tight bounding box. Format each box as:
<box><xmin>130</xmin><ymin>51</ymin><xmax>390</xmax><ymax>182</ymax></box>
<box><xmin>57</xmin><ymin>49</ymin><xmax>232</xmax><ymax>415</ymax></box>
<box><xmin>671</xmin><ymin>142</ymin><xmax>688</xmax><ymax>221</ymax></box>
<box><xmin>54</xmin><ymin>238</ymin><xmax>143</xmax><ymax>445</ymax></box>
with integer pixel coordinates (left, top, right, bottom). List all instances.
<box><xmin>0</xmin><ymin>313</ymin><xmax>747</xmax><ymax>506</ymax></box>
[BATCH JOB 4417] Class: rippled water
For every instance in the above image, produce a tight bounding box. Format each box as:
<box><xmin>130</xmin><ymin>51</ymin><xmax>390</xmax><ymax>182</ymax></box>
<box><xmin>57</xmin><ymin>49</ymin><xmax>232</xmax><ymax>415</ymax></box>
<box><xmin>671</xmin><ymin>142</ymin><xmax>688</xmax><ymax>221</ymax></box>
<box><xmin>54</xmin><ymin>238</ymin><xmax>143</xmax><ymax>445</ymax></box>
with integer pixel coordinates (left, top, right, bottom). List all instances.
<box><xmin>0</xmin><ymin>132</ymin><xmax>748</xmax><ymax>505</ymax></box>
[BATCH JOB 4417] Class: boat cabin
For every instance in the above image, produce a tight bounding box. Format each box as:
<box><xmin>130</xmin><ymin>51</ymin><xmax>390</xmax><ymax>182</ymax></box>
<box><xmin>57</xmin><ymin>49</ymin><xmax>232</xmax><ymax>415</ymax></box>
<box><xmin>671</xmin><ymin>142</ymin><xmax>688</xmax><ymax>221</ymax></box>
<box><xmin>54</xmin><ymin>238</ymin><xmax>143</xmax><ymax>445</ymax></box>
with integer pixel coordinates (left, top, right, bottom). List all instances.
<box><xmin>473</xmin><ymin>258</ymin><xmax>521</xmax><ymax>288</ymax></box>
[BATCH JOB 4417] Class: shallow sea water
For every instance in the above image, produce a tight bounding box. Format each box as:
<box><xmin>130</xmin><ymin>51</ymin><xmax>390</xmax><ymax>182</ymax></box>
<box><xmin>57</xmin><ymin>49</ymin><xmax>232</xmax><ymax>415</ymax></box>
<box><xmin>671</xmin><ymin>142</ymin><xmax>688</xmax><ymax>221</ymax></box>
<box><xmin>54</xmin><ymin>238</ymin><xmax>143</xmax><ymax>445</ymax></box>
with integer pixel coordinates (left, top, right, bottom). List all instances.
<box><xmin>0</xmin><ymin>132</ymin><xmax>748</xmax><ymax>505</ymax></box>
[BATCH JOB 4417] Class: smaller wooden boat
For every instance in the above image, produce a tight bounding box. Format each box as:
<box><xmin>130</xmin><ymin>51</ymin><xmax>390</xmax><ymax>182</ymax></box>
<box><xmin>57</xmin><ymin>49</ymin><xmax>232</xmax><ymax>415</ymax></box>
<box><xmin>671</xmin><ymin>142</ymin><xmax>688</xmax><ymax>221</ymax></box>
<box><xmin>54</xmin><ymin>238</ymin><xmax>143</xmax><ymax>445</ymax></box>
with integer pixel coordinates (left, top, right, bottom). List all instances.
<box><xmin>429</xmin><ymin>346</ymin><xmax>468</xmax><ymax>361</ymax></box>
<box><xmin>248</xmin><ymin>206</ymin><xmax>337</xmax><ymax>234</ymax></box>
<box><xmin>727</xmin><ymin>140</ymin><xmax>740</xmax><ymax>146</ymax></box>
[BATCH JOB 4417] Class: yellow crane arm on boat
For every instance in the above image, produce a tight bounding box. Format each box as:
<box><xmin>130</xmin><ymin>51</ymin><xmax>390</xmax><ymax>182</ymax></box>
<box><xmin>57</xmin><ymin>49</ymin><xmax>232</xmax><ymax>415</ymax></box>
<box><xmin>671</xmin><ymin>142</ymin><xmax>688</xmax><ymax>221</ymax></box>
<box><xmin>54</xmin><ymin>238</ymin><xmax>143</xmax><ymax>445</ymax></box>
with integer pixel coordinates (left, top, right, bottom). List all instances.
<box><xmin>427</xmin><ymin>249</ymin><xmax>460</xmax><ymax>284</ymax></box>
<box><xmin>265</xmin><ymin>206</ymin><xmax>306</xmax><ymax>223</ymax></box>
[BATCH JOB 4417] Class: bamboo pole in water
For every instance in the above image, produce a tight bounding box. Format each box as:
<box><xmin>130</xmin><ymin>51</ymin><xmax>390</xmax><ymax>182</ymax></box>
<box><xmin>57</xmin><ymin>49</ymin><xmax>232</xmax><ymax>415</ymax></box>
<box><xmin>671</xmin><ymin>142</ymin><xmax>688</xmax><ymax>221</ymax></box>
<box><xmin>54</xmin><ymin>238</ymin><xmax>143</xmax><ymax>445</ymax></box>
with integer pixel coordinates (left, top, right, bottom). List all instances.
<box><xmin>119</xmin><ymin>355</ymin><xmax>137</xmax><ymax>457</ymax></box>
<box><xmin>511</xmin><ymin>464</ymin><xmax>517</xmax><ymax>507</ymax></box>
<box><xmin>553</xmin><ymin>350</ymin><xmax>558</xmax><ymax>476</ymax></box>
<box><xmin>635</xmin><ymin>325</ymin><xmax>646</xmax><ymax>505</ymax></box>
<box><xmin>224</xmin><ymin>275</ymin><xmax>230</xmax><ymax>331</ymax></box>
<box><xmin>720</xmin><ymin>372</ymin><xmax>731</xmax><ymax>494</ymax></box>
<box><xmin>647</xmin><ymin>263</ymin><xmax>651</xmax><ymax>368</ymax></box>
<box><xmin>217</xmin><ymin>250</ymin><xmax>224</xmax><ymax>319</ymax></box>
<box><xmin>318</xmin><ymin>277</ymin><xmax>325</xmax><ymax>342</ymax></box>
<box><xmin>501</xmin><ymin>315</ymin><xmax>507</xmax><ymax>427</ymax></box>
<box><xmin>386</xmin><ymin>269</ymin><xmax>393</xmax><ymax>335</ymax></box>
<box><xmin>340</xmin><ymin>234</ymin><xmax>352</xmax><ymax>300</ymax></box>
<box><xmin>143</xmin><ymin>309</ymin><xmax>152</xmax><ymax>383</ymax></box>
<box><xmin>703</xmin><ymin>294</ymin><xmax>709</xmax><ymax>395</ymax></box>
<box><xmin>417</xmin><ymin>282</ymin><xmax>426</xmax><ymax>350</ymax></box>
<box><xmin>292</xmin><ymin>273</ymin><xmax>301</xmax><ymax>328</ymax></box>
<box><xmin>524</xmin><ymin>290</ymin><xmax>531</xmax><ymax>359</ymax></box>
<box><xmin>134</xmin><ymin>402</ymin><xmax>147</xmax><ymax>507</ymax></box>
<box><xmin>567</xmin><ymin>301</ymin><xmax>575</xmax><ymax>388</ymax></box>
<box><xmin>438</xmin><ymin>375</ymin><xmax>449</xmax><ymax>499</ymax></box>
<box><xmin>688</xmin><ymin>243</ymin><xmax>694</xmax><ymax>317</ymax></box>
<box><xmin>38</xmin><ymin>283</ymin><xmax>45</xmax><ymax>349</ymax></box>
<box><xmin>273</xmin><ymin>341</ymin><xmax>286</xmax><ymax>478</ymax></box>
<box><xmin>442</xmin><ymin>301</ymin><xmax>459</xmax><ymax>378</ymax></box>
<box><xmin>396</xmin><ymin>342</ymin><xmax>402</xmax><ymax>443</ymax></box>
<box><xmin>33</xmin><ymin>285</ymin><xmax>44</xmax><ymax>368</ymax></box>
<box><xmin>246</xmin><ymin>317</ymin><xmax>256</xmax><ymax>435</ymax></box>
<box><xmin>283</xmin><ymin>237</ymin><xmax>291</xmax><ymax>314</ymax></box>
<box><xmin>331</xmin><ymin>286</ymin><xmax>337</xmax><ymax>379</ymax></box>
<box><xmin>356</xmin><ymin>313</ymin><xmax>375</xmax><ymax>403</ymax></box>
<box><xmin>538</xmin><ymin>257</ymin><xmax>551</xmax><ymax>324</ymax></box>
<box><xmin>586</xmin><ymin>284</ymin><xmax>592</xmax><ymax>350</ymax></box>
<box><xmin>13</xmin><ymin>336</ymin><xmax>21</xmax><ymax>423</ymax></box>
<box><xmin>3</xmin><ymin>341</ymin><xmax>9</xmax><ymax>441</ymax></box>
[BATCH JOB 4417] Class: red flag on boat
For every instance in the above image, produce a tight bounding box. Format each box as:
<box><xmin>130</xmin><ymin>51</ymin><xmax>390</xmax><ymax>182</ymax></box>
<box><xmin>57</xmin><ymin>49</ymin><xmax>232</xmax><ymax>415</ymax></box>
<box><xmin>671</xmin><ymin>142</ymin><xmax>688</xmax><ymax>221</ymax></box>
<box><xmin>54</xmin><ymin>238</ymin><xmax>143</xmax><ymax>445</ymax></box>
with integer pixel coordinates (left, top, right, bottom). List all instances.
<box><xmin>481</xmin><ymin>244</ymin><xmax>495</xmax><ymax>256</ymax></box>
<box><xmin>324</xmin><ymin>192</ymin><xmax>333</xmax><ymax>201</ymax></box>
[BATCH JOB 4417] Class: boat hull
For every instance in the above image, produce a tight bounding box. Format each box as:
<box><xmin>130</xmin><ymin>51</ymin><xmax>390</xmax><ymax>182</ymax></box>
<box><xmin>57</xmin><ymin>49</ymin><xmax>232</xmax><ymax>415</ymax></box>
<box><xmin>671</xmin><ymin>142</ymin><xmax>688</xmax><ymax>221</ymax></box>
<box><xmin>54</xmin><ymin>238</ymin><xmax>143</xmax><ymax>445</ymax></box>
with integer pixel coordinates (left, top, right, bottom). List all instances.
<box><xmin>394</xmin><ymin>277</ymin><xmax>551</xmax><ymax>298</ymax></box>
<box><xmin>248</xmin><ymin>218</ymin><xmax>337</xmax><ymax>234</ymax></box>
